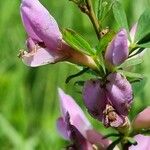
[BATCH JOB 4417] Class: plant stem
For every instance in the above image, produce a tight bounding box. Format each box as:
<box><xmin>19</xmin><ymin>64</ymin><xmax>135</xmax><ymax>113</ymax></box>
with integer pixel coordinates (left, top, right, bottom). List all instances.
<box><xmin>85</xmin><ymin>0</ymin><xmax>101</xmax><ymax>39</ymax></box>
<box><xmin>121</xmin><ymin>142</ymin><xmax>130</xmax><ymax>150</ymax></box>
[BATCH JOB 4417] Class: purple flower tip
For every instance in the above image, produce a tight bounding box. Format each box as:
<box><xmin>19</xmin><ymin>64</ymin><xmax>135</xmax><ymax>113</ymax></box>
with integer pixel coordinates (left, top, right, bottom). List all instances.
<box><xmin>105</xmin><ymin>29</ymin><xmax>129</xmax><ymax>66</ymax></box>
<box><xmin>57</xmin><ymin>88</ymin><xmax>92</xmax><ymax>139</ymax></box>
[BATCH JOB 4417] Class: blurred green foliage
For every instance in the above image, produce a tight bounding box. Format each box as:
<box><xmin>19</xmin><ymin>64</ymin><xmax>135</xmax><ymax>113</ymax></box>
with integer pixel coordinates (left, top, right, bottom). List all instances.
<box><xmin>0</xmin><ymin>0</ymin><xmax>150</xmax><ymax>149</ymax></box>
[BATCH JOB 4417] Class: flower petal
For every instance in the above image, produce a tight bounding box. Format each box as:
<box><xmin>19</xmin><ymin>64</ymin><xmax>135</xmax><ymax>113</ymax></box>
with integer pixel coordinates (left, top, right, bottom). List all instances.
<box><xmin>56</xmin><ymin>117</ymin><xmax>70</xmax><ymax>140</ymax></box>
<box><xmin>105</xmin><ymin>29</ymin><xmax>129</xmax><ymax>66</ymax></box>
<box><xmin>132</xmin><ymin>107</ymin><xmax>150</xmax><ymax>130</ymax></box>
<box><xmin>129</xmin><ymin>134</ymin><xmax>150</xmax><ymax>150</ymax></box>
<box><xmin>83</xmin><ymin>80</ymin><xmax>107</xmax><ymax>121</ymax></box>
<box><xmin>86</xmin><ymin>129</ymin><xmax>111</xmax><ymax>150</ymax></box>
<box><xmin>69</xmin><ymin>124</ymin><xmax>93</xmax><ymax>150</ymax></box>
<box><xmin>21</xmin><ymin>47</ymin><xmax>62</xmax><ymax>67</ymax></box>
<box><xmin>106</xmin><ymin>73</ymin><xmax>133</xmax><ymax>115</ymax></box>
<box><xmin>20</xmin><ymin>0</ymin><xmax>62</xmax><ymax>50</ymax></box>
<box><xmin>58</xmin><ymin>88</ymin><xmax>92</xmax><ymax>138</ymax></box>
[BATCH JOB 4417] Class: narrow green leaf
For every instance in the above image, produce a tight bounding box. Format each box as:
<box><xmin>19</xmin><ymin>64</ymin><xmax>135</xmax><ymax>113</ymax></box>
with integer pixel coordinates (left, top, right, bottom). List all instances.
<box><xmin>138</xmin><ymin>42</ymin><xmax>150</xmax><ymax>48</ymax></box>
<box><xmin>62</xmin><ymin>29</ymin><xmax>95</xmax><ymax>55</ymax></box>
<box><xmin>103</xmin><ymin>133</ymin><xmax>120</xmax><ymax>139</ymax></box>
<box><xmin>118</xmin><ymin>57</ymin><xmax>143</xmax><ymax>69</ymax></box>
<box><xmin>135</xmin><ymin>9</ymin><xmax>150</xmax><ymax>42</ymax></box>
<box><xmin>117</xmin><ymin>70</ymin><xmax>143</xmax><ymax>80</ymax></box>
<box><xmin>112</xmin><ymin>1</ymin><xmax>129</xmax><ymax>31</ymax></box>
<box><xmin>65</xmin><ymin>67</ymin><xmax>89</xmax><ymax>83</ymax></box>
<box><xmin>0</xmin><ymin>114</ymin><xmax>23</xmax><ymax>147</ymax></box>
<box><xmin>138</xmin><ymin>129</ymin><xmax>150</xmax><ymax>136</ymax></box>
<box><xmin>96</xmin><ymin>30</ymin><xmax>115</xmax><ymax>54</ymax></box>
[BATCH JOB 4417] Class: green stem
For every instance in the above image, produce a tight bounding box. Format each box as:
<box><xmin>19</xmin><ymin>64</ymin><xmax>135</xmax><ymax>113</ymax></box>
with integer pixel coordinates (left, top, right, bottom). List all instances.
<box><xmin>85</xmin><ymin>0</ymin><xmax>101</xmax><ymax>39</ymax></box>
<box><xmin>121</xmin><ymin>142</ymin><xmax>130</xmax><ymax>150</ymax></box>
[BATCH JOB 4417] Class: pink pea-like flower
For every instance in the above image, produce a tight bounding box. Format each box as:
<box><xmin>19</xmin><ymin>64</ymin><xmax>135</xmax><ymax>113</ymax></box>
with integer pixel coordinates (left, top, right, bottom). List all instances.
<box><xmin>57</xmin><ymin>88</ymin><xmax>112</xmax><ymax>150</ymax></box>
<box><xmin>20</xmin><ymin>0</ymin><xmax>97</xmax><ymax>69</ymax></box>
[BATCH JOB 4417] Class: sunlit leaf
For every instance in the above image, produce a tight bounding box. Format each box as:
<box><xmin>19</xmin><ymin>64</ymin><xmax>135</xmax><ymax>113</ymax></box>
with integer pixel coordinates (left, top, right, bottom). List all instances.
<box><xmin>63</xmin><ymin>28</ymin><xmax>95</xmax><ymax>55</ymax></box>
<box><xmin>112</xmin><ymin>1</ymin><xmax>129</xmax><ymax>31</ymax></box>
<box><xmin>117</xmin><ymin>70</ymin><xmax>143</xmax><ymax>81</ymax></box>
<box><xmin>138</xmin><ymin>42</ymin><xmax>150</xmax><ymax>48</ymax></box>
<box><xmin>135</xmin><ymin>9</ymin><xmax>150</xmax><ymax>42</ymax></box>
<box><xmin>118</xmin><ymin>57</ymin><xmax>143</xmax><ymax>69</ymax></box>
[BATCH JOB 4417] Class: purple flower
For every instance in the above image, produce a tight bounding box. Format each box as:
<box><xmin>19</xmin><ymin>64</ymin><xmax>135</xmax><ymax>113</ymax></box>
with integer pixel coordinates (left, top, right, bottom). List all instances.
<box><xmin>106</xmin><ymin>73</ymin><xmax>133</xmax><ymax>116</ymax></box>
<box><xmin>105</xmin><ymin>29</ymin><xmax>129</xmax><ymax>66</ymax></box>
<box><xmin>57</xmin><ymin>88</ymin><xmax>111</xmax><ymax>150</ymax></box>
<box><xmin>132</xmin><ymin>107</ymin><xmax>150</xmax><ymax>130</ymax></box>
<box><xmin>20</xmin><ymin>0</ymin><xmax>97</xmax><ymax>69</ymax></box>
<box><xmin>83</xmin><ymin>73</ymin><xmax>133</xmax><ymax>128</ymax></box>
<box><xmin>129</xmin><ymin>134</ymin><xmax>150</xmax><ymax>150</ymax></box>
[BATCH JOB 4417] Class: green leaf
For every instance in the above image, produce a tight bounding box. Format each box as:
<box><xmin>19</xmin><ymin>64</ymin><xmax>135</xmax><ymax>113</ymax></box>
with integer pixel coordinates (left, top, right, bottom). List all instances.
<box><xmin>126</xmin><ymin>137</ymin><xmax>137</xmax><ymax>146</ymax></box>
<box><xmin>118</xmin><ymin>57</ymin><xmax>143</xmax><ymax>69</ymax></box>
<box><xmin>135</xmin><ymin>9</ymin><xmax>150</xmax><ymax>42</ymax></box>
<box><xmin>99</xmin><ymin>53</ymin><xmax>106</xmax><ymax>74</ymax></box>
<box><xmin>138</xmin><ymin>42</ymin><xmax>150</xmax><ymax>48</ymax></box>
<box><xmin>62</xmin><ymin>29</ymin><xmax>95</xmax><ymax>55</ymax></box>
<box><xmin>74</xmin><ymin>80</ymin><xmax>85</xmax><ymax>86</ymax></box>
<box><xmin>138</xmin><ymin>129</ymin><xmax>150</xmax><ymax>136</ymax></box>
<box><xmin>96</xmin><ymin>30</ymin><xmax>115</xmax><ymax>54</ymax></box>
<box><xmin>117</xmin><ymin>70</ymin><xmax>143</xmax><ymax>80</ymax></box>
<box><xmin>65</xmin><ymin>67</ymin><xmax>89</xmax><ymax>83</ymax></box>
<box><xmin>112</xmin><ymin>1</ymin><xmax>129</xmax><ymax>31</ymax></box>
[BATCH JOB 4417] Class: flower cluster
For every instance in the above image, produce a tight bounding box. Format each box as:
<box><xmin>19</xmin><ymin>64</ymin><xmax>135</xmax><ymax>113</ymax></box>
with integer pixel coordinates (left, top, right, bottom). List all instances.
<box><xmin>19</xmin><ymin>0</ymin><xmax>150</xmax><ymax>149</ymax></box>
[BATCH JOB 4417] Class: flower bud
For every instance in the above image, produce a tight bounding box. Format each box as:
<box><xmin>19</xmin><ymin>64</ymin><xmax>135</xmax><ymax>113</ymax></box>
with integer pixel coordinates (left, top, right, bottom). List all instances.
<box><xmin>106</xmin><ymin>73</ymin><xmax>133</xmax><ymax>116</ymax></box>
<box><xmin>83</xmin><ymin>80</ymin><xmax>107</xmax><ymax>121</ymax></box>
<box><xmin>132</xmin><ymin>107</ymin><xmax>150</xmax><ymax>130</ymax></box>
<box><xmin>105</xmin><ymin>29</ymin><xmax>129</xmax><ymax>66</ymax></box>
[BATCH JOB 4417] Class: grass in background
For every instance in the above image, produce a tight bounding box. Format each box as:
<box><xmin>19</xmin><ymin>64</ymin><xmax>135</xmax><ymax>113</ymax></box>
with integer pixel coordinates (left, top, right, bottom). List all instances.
<box><xmin>0</xmin><ymin>0</ymin><xmax>150</xmax><ymax>149</ymax></box>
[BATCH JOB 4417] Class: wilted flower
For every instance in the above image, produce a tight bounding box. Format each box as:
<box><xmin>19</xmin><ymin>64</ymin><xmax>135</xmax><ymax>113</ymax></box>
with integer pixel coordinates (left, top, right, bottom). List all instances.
<box><xmin>129</xmin><ymin>134</ymin><xmax>150</xmax><ymax>150</ymax></box>
<box><xmin>57</xmin><ymin>88</ymin><xmax>112</xmax><ymax>150</ymax></box>
<box><xmin>105</xmin><ymin>29</ymin><xmax>129</xmax><ymax>66</ymax></box>
<box><xmin>83</xmin><ymin>73</ymin><xmax>133</xmax><ymax>129</ymax></box>
<box><xmin>132</xmin><ymin>107</ymin><xmax>150</xmax><ymax>130</ymax></box>
<box><xmin>20</xmin><ymin>0</ymin><xmax>97</xmax><ymax>69</ymax></box>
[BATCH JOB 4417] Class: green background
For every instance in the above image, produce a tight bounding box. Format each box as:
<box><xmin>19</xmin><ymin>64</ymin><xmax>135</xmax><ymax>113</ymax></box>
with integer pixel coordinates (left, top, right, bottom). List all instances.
<box><xmin>0</xmin><ymin>0</ymin><xmax>150</xmax><ymax>149</ymax></box>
